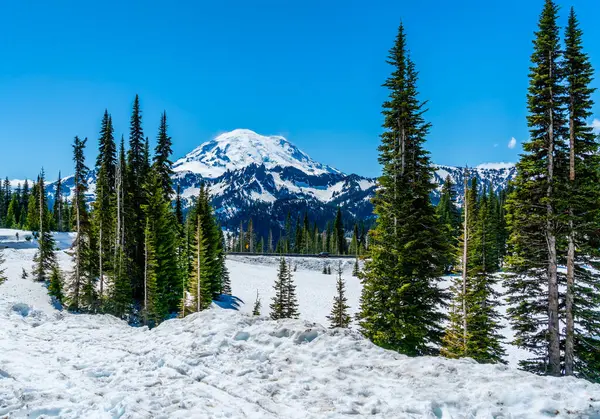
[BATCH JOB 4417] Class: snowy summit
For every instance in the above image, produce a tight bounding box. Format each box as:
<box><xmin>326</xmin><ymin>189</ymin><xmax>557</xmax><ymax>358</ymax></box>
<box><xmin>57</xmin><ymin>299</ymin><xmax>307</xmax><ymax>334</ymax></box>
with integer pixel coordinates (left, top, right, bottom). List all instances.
<box><xmin>173</xmin><ymin>129</ymin><xmax>340</xmax><ymax>178</ymax></box>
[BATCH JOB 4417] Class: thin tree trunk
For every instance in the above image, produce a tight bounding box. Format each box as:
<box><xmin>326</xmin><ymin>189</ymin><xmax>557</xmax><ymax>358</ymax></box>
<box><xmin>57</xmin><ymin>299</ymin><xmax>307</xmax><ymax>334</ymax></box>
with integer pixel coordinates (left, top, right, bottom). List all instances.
<box><xmin>197</xmin><ymin>218</ymin><xmax>201</xmax><ymax>313</ymax></box>
<box><xmin>38</xmin><ymin>180</ymin><xmax>44</xmax><ymax>281</ymax></box>
<box><xmin>546</xmin><ymin>51</ymin><xmax>561</xmax><ymax>376</ymax></box>
<box><xmin>99</xmin><ymin>219</ymin><xmax>103</xmax><ymax>300</ymax></box>
<box><xmin>565</xmin><ymin>96</ymin><xmax>576</xmax><ymax>376</ymax></box>
<box><xmin>462</xmin><ymin>169</ymin><xmax>469</xmax><ymax>352</ymax></box>
<box><xmin>144</xmin><ymin>228</ymin><xmax>148</xmax><ymax>325</ymax></box>
<box><xmin>75</xmin><ymin>190</ymin><xmax>81</xmax><ymax>310</ymax></box>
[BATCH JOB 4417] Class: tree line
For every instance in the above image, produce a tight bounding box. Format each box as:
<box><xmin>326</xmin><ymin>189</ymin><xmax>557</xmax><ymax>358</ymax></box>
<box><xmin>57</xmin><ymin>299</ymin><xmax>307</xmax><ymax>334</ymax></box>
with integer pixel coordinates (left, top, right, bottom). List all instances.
<box><xmin>229</xmin><ymin>208</ymin><xmax>369</xmax><ymax>256</ymax></box>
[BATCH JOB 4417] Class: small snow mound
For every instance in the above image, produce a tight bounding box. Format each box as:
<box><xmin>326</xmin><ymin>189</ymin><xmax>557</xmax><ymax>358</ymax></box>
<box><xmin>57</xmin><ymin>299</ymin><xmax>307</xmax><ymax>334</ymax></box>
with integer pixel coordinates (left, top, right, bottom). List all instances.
<box><xmin>294</xmin><ymin>329</ymin><xmax>319</xmax><ymax>344</ymax></box>
<box><xmin>11</xmin><ymin>303</ymin><xmax>31</xmax><ymax>317</ymax></box>
<box><xmin>233</xmin><ymin>331</ymin><xmax>250</xmax><ymax>341</ymax></box>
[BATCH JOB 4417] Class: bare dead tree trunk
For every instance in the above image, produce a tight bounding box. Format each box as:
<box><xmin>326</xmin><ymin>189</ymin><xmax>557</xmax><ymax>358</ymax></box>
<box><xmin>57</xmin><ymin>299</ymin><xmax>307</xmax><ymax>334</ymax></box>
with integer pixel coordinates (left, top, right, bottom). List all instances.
<box><xmin>546</xmin><ymin>49</ymin><xmax>561</xmax><ymax>376</ymax></box>
<box><xmin>565</xmin><ymin>95</ymin><xmax>576</xmax><ymax>376</ymax></box>
<box><xmin>462</xmin><ymin>168</ymin><xmax>469</xmax><ymax>352</ymax></box>
<box><xmin>75</xmin><ymin>187</ymin><xmax>81</xmax><ymax>310</ymax></box>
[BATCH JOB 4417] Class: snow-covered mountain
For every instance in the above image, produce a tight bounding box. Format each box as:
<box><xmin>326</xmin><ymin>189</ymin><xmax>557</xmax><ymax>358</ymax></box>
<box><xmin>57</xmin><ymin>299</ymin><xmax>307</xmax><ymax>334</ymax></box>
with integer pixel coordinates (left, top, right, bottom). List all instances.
<box><xmin>173</xmin><ymin>129</ymin><xmax>339</xmax><ymax>178</ymax></box>
<box><xmin>45</xmin><ymin>129</ymin><xmax>516</xmax><ymax>235</ymax></box>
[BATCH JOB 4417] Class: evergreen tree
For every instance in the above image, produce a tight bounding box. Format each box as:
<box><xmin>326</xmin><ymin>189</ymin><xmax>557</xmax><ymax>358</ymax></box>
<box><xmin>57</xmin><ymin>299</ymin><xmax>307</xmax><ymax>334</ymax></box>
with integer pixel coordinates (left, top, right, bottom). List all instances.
<box><xmin>143</xmin><ymin>168</ymin><xmax>179</xmax><ymax>313</ymax></box>
<box><xmin>252</xmin><ymin>291</ymin><xmax>261</xmax><ymax>316</ymax></box>
<box><xmin>358</xmin><ymin>24</ymin><xmax>450</xmax><ymax>356</ymax></box>
<box><xmin>327</xmin><ymin>262</ymin><xmax>351</xmax><ymax>328</ymax></box>
<box><xmin>333</xmin><ymin>207</ymin><xmax>345</xmax><ymax>255</ymax></box>
<box><xmin>48</xmin><ymin>266</ymin><xmax>64</xmax><ymax>304</ymax></box>
<box><xmin>67</xmin><ymin>137</ymin><xmax>96</xmax><ymax>311</ymax></box>
<box><xmin>143</xmin><ymin>219</ymin><xmax>162</xmax><ymax>325</ymax></box>
<box><xmin>125</xmin><ymin>94</ymin><xmax>146</xmax><ymax>300</ymax></box>
<box><xmin>284</xmin><ymin>261</ymin><xmax>299</xmax><ymax>318</ymax></box>
<box><xmin>270</xmin><ymin>258</ymin><xmax>289</xmax><ymax>320</ymax></box>
<box><xmin>93</xmin><ymin>110</ymin><xmax>117</xmax><ymax>304</ymax></box>
<box><xmin>5</xmin><ymin>194</ymin><xmax>18</xmax><ymax>228</ymax></box>
<box><xmin>505</xmin><ymin>0</ymin><xmax>567</xmax><ymax>376</ymax></box>
<box><xmin>465</xmin><ymin>189</ymin><xmax>506</xmax><ymax>363</ymax></box>
<box><xmin>19</xmin><ymin>180</ymin><xmax>30</xmax><ymax>227</ymax></box>
<box><xmin>32</xmin><ymin>171</ymin><xmax>56</xmax><ymax>282</ymax></box>
<box><xmin>563</xmin><ymin>7</ymin><xmax>600</xmax><ymax>380</ymax></box>
<box><xmin>352</xmin><ymin>258</ymin><xmax>360</xmax><ymax>277</ymax></box>
<box><xmin>26</xmin><ymin>180</ymin><xmax>40</xmax><ymax>231</ymax></box>
<box><xmin>186</xmin><ymin>212</ymin><xmax>212</xmax><ymax>313</ymax></box>
<box><xmin>153</xmin><ymin>111</ymin><xmax>174</xmax><ymax>199</ymax></box>
<box><xmin>175</xmin><ymin>184</ymin><xmax>184</xmax><ymax>227</ymax></box>
<box><xmin>52</xmin><ymin>173</ymin><xmax>64</xmax><ymax>231</ymax></box>
<box><xmin>436</xmin><ymin>175</ymin><xmax>461</xmax><ymax>272</ymax></box>
<box><xmin>107</xmin><ymin>136</ymin><xmax>131</xmax><ymax>319</ymax></box>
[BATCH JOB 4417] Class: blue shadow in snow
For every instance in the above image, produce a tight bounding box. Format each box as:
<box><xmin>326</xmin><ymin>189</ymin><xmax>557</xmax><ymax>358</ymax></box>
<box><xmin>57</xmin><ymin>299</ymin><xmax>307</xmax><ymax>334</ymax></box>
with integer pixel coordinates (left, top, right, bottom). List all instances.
<box><xmin>214</xmin><ymin>294</ymin><xmax>244</xmax><ymax>311</ymax></box>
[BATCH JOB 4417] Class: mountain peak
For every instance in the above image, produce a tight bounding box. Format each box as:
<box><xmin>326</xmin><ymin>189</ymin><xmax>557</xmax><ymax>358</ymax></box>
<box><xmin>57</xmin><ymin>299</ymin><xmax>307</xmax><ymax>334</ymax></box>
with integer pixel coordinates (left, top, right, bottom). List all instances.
<box><xmin>173</xmin><ymin>129</ymin><xmax>339</xmax><ymax>178</ymax></box>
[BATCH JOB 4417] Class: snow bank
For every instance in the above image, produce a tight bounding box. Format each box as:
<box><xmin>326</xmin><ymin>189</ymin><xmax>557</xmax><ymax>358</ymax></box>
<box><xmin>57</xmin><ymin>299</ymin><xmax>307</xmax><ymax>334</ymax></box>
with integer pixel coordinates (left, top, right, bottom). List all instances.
<box><xmin>227</xmin><ymin>254</ymin><xmax>357</xmax><ymax>273</ymax></box>
<box><xmin>1</xmin><ymin>306</ymin><xmax>599</xmax><ymax>418</ymax></box>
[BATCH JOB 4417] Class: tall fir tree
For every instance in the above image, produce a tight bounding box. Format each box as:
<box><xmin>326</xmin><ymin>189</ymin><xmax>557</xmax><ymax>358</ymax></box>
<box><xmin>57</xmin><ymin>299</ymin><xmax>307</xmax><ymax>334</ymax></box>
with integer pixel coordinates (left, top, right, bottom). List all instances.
<box><xmin>32</xmin><ymin>170</ymin><xmax>56</xmax><ymax>282</ymax></box>
<box><xmin>126</xmin><ymin>94</ymin><xmax>146</xmax><ymax>300</ymax></box>
<box><xmin>562</xmin><ymin>7</ymin><xmax>600</xmax><ymax>381</ymax></box>
<box><xmin>327</xmin><ymin>262</ymin><xmax>351</xmax><ymax>328</ymax></box>
<box><xmin>505</xmin><ymin>0</ymin><xmax>567</xmax><ymax>376</ymax></box>
<box><xmin>143</xmin><ymin>168</ymin><xmax>179</xmax><ymax>314</ymax></box>
<box><xmin>358</xmin><ymin>23</ymin><xmax>450</xmax><ymax>356</ymax></box>
<box><xmin>93</xmin><ymin>110</ymin><xmax>117</xmax><ymax>304</ymax></box>
<box><xmin>185</xmin><ymin>209</ymin><xmax>212</xmax><ymax>313</ymax></box>
<box><xmin>52</xmin><ymin>173</ymin><xmax>64</xmax><ymax>232</ymax></box>
<box><xmin>153</xmin><ymin>111</ymin><xmax>174</xmax><ymax>199</ymax></box>
<box><xmin>67</xmin><ymin>137</ymin><xmax>96</xmax><ymax>311</ymax></box>
<box><xmin>270</xmin><ymin>257</ymin><xmax>289</xmax><ymax>320</ymax></box>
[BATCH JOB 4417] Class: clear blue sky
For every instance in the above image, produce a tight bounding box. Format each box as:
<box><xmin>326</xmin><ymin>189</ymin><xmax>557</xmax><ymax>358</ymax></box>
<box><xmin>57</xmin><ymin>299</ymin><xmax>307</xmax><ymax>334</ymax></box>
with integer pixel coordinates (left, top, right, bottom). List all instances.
<box><xmin>1</xmin><ymin>0</ymin><xmax>599</xmax><ymax>179</ymax></box>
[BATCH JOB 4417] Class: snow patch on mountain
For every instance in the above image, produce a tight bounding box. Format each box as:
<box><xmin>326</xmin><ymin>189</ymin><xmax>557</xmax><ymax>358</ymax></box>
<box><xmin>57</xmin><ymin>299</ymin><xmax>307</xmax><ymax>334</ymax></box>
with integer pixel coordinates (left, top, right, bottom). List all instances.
<box><xmin>173</xmin><ymin>129</ymin><xmax>339</xmax><ymax>178</ymax></box>
<box><xmin>476</xmin><ymin>162</ymin><xmax>516</xmax><ymax>170</ymax></box>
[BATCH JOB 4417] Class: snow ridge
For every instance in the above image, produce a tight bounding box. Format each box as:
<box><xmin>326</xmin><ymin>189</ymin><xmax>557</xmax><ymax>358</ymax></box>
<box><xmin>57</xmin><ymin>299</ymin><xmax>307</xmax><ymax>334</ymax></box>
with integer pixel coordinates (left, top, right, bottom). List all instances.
<box><xmin>2</xmin><ymin>305</ymin><xmax>599</xmax><ymax>418</ymax></box>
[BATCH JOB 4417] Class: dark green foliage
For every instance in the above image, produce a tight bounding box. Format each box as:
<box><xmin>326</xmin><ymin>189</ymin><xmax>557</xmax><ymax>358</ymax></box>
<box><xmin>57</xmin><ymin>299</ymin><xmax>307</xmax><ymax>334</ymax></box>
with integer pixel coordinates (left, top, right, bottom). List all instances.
<box><xmin>333</xmin><ymin>207</ymin><xmax>345</xmax><ymax>255</ymax></box>
<box><xmin>32</xmin><ymin>171</ymin><xmax>56</xmax><ymax>282</ymax></box>
<box><xmin>185</xmin><ymin>209</ymin><xmax>212</xmax><ymax>313</ymax></box>
<box><xmin>327</xmin><ymin>263</ymin><xmax>351</xmax><ymax>328</ymax></box>
<box><xmin>143</xmin><ymin>168</ymin><xmax>179</xmax><ymax>314</ymax></box>
<box><xmin>125</xmin><ymin>94</ymin><xmax>147</xmax><ymax>300</ymax></box>
<box><xmin>153</xmin><ymin>111</ymin><xmax>174</xmax><ymax>199</ymax></box>
<box><xmin>352</xmin><ymin>258</ymin><xmax>360</xmax><ymax>277</ymax></box>
<box><xmin>106</xmin><ymin>247</ymin><xmax>131</xmax><ymax>319</ymax></box>
<box><xmin>270</xmin><ymin>258</ymin><xmax>299</xmax><ymax>319</ymax></box>
<box><xmin>436</xmin><ymin>175</ymin><xmax>461</xmax><ymax>271</ymax></box>
<box><xmin>93</xmin><ymin>110</ymin><xmax>117</xmax><ymax>305</ymax></box>
<box><xmin>252</xmin><ymin>291</ymin><xmax>261</xmax><ymax>316</ymax></box>
<box><xmin>358</xmin><ymin>23</ymin><xmax>450</xmax><ymax>356</ymax></box>
<box><xmin>143</xmin><ymin>219</ymin><xmax>162</xmax><ymax>325</ymax></box>
<box><xmin>48</xmin><ymin>266</ymin><xmax>64</xmax><ymax>304</ymax></box>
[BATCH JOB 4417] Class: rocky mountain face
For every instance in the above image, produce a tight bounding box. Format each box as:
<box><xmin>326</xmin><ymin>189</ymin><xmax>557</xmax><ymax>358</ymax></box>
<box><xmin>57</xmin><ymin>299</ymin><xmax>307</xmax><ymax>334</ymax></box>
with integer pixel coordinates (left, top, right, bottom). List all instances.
<box><xmin>45</xmin><ymin>129</ymin><xmax>516</xmax><ymax>237</ymax></box>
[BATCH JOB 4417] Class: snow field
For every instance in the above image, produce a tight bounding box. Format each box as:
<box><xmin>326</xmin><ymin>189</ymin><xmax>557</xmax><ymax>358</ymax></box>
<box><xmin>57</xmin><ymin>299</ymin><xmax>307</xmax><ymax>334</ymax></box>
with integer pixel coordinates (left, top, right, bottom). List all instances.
<box><xmin>1</xmin><ymin>229</ymin><xmax>600</xmax><ymax>418</ymax></box>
